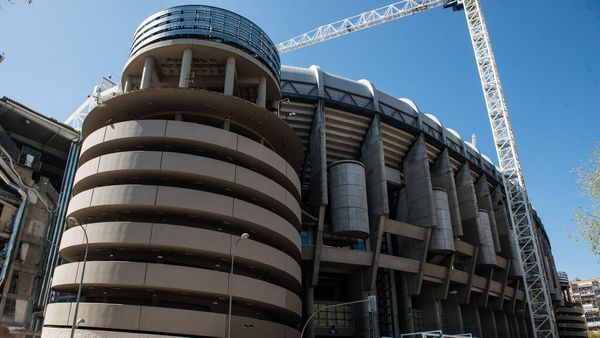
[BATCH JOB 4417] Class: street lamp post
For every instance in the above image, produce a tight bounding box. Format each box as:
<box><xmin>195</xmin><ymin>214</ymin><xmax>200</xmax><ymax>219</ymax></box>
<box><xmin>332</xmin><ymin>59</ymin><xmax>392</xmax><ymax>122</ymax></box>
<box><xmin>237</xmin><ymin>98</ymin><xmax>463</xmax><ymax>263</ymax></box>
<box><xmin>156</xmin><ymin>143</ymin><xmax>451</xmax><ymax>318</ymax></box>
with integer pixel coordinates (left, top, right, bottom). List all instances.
<box><xmin>226</xmin><ymin>232</ymin><xmax>249</xmax><ymax>338</ymax></box>
<box><xmin>300</xmin><ymin>295</ymin><xmax>377</xmax><ymax>338</ymax></box>
<box><xmin>67</xmin><ymin>217</ymin><xmax>89</xmax><ymax>338</ymax></box>
<box><xmin>276</xmin><ymin>98</ymin><xmax>290</xmax><ymax>118</ymax></box>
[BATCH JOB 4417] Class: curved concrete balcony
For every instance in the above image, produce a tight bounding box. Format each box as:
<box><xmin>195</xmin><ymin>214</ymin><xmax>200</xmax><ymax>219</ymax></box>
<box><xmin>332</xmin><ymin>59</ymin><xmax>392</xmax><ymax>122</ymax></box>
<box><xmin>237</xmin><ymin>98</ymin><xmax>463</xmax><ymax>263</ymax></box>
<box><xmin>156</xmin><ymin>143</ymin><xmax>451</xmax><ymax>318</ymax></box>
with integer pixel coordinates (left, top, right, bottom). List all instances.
<box><xmin>43</xmin><ymin>303</ymin><xmax>300</xmax><ymax>338</ymax></box>
<box><xmin>73</xmin><ymin>151</ymin><xmax>301</xmax><ymax>227</ymax></box>
<box><xmin>80</xmin><ymin>118</ymin><xmax>301</xmax><ymax>198</ymax></box>
<box><xmin>52</xmin><ymin>261</ymin><xmax>301</xmax><ymax>319</ymax></box>
<box><xmin>58</xmin><ymin>222</ymin><xmax>301</xmax><ymax>292</ymax></box>
<box><xmin>66</xmin><ymin>185</ymin><xmax>301</xmax><ymax>259</ymax></box>
<box><xmin>79</xmin><ymin>88</ymin><xmax>304</xmax><ymax>171</ymax></box>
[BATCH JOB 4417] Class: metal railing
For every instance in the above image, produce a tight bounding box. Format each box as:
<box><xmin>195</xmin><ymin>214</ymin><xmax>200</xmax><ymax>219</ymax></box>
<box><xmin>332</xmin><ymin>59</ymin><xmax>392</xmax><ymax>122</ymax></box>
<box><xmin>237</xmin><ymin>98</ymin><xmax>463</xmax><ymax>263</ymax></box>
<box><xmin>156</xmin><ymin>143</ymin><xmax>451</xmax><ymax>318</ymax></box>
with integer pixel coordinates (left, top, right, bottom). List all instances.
<box><xmin>400</xmin><ymin>330</ymin><xmax>474</xmax><ymax>338</ymax></box>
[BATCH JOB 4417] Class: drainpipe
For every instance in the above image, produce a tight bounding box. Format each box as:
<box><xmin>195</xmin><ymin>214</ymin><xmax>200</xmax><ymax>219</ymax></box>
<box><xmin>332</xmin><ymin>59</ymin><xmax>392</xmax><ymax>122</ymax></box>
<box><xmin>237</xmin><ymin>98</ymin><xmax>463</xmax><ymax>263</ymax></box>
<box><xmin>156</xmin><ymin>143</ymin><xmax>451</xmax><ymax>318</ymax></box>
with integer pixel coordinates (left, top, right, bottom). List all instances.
<box><xmin>0</xmin><ymin>169</ymin><xmax>27</xmax><ymax>287</ymax></box>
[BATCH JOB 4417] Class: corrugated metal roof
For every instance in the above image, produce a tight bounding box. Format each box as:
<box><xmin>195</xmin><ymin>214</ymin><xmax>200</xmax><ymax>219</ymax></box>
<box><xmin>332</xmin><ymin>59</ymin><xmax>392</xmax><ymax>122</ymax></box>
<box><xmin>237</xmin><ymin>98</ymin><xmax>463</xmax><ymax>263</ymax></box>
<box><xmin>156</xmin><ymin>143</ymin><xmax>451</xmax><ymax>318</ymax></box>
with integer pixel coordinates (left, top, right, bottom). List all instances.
<box><xmin>0</xmin><ymin>96</ymin><xmax>77</xmax><ymax>133</ymax></box>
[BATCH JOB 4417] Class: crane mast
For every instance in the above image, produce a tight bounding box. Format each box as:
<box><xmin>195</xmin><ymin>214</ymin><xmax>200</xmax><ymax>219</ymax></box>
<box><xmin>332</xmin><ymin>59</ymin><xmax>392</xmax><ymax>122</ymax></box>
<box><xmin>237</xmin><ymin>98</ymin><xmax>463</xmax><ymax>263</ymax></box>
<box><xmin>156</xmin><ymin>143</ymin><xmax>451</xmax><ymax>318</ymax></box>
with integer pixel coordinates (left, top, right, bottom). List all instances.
<box><xmin>276</xmin><ymin>1</ymin><xmax>558</xmax><ymax>337</ymax></box>
<box><xmin>461</xmin><ymin>1</ymin><xmax>557</xmax><ymax>336</ymax></box>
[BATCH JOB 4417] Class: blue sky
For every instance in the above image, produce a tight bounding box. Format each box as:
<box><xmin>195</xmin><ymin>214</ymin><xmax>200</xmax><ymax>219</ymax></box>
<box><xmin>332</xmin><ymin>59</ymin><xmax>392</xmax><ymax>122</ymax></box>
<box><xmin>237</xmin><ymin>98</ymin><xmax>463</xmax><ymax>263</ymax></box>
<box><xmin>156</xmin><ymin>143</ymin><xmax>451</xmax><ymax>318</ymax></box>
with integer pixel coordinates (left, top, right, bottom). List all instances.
<box><xmin>0</xmin><ymin>0</ymin><xmax>598</xmax><ymax>279</ymax></box>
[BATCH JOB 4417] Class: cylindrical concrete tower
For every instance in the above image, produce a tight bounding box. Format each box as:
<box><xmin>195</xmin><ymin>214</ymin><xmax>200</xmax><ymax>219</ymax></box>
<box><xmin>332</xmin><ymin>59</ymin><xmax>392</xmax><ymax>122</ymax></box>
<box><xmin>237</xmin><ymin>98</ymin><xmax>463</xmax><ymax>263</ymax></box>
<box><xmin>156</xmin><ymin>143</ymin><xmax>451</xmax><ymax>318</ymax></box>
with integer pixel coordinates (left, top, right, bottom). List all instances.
<box><xmin>477</xmin><ymin>209</ymin><xmax>496</xmax><ymax>266</ymax></box>
<box><xmin>429</xmin><ymin>188</ymin><xmax>455</xmax><ymax>253</ymax></box>
<box><xmin>43</xmin><ymin>5</ymin><xmax>304</xmax><ymax>338</ymax></box>
<box><xmin>328</xmin><ymin>160</ymin><xmax>370</xmax><ymax>238</ymax></box>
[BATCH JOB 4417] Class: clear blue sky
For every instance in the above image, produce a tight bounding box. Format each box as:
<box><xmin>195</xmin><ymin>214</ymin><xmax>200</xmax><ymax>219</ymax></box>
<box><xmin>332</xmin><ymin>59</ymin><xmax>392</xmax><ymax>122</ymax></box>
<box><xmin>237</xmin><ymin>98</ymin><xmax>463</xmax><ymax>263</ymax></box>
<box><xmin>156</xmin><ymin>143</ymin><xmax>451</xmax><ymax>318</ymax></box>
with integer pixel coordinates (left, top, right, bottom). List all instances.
<box><xmin>0</xmin><ymin>0</ymin><xmax>598</xmax><ymax>279</ymax></box>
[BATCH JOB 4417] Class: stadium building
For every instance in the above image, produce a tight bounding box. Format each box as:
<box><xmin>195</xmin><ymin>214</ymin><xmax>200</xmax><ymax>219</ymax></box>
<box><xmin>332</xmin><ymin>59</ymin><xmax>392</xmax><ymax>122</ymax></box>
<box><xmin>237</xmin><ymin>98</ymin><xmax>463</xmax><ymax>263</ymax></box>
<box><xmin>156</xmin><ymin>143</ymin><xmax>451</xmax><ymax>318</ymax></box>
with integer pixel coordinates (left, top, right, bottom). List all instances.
<box><xmin>40</xmin><ymin>5</ymin><xmax>565</xmax><ymax>338</ymax></box>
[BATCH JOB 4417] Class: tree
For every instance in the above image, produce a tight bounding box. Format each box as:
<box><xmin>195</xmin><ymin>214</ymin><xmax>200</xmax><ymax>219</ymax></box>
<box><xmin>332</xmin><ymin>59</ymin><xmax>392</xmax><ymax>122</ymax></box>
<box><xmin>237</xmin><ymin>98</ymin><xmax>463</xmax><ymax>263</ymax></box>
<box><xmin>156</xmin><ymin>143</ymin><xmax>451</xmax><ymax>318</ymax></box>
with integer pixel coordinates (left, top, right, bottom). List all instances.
<box><xmin>574</xmin><ymin>142</ymin><xmax>600</xmax><ymax>255</ymax></box>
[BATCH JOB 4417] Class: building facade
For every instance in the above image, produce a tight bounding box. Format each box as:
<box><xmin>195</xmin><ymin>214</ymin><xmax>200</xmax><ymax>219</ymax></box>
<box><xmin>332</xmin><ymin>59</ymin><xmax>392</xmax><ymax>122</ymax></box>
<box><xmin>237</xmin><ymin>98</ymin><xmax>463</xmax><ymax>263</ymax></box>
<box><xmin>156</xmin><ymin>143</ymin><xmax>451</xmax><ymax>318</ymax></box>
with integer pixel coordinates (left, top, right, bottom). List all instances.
<box><xmin>0</xmin><ymin>97</ymin><xmax>78</xmax><ymax>336</ymax></box>
<box><xmin>278</xmin><ymin>65</ymin><xmax>563</xmax><ymax>338</ymax></box>
<box><xmin>570</xmin><ymin>277</ymin><xmax>600</xmax><ymax>332</ymax></box>
<box><xmin>41</xmin><ymin>5</ymin><xmax>565</xmax><ymax>338</ymax></box>
<box><xmin>42</xmin><ymin>5</ymin><xmax>303</xmax><ymax>338</ymax></box>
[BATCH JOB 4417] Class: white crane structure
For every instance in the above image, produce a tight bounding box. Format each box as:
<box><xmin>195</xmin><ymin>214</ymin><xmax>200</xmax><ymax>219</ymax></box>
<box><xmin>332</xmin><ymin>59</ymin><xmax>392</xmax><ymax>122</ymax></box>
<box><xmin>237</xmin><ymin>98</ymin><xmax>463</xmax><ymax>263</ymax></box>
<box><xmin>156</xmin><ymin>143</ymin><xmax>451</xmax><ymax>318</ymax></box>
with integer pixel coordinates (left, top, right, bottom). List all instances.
<box><xmin>277</xmin><ymin>0</ymin><xmax>558</xmax><ymax>336</ymax></box>
<box><xmin>63</xmin><ymin>77</ymin><xmax>118</xmax><ymax>131</ymax></box>
<box><xmin>275</xmin><ymin>0</ymin><xmax>447</xmax><ymax>54</ymax></box>
<box><xmin>64</xmin><ymin>1</ymin><xmax>558</xmax><ymax>336</ymax></box>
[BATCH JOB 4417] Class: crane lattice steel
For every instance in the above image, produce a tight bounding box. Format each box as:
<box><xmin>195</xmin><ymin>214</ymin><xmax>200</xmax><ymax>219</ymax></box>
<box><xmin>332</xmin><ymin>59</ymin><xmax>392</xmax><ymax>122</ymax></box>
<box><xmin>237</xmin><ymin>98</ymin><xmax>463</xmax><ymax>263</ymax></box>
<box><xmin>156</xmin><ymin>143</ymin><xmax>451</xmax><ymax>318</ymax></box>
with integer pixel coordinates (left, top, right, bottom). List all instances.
<box><xmin>63</xmin><ymin>77</ymin><xmax>118</xmax><ymax>130</ymax></box>
<box><xmin>276</xmin><ymin>0</ymin><xmax>558</xmax><ymax>337</ymax></box>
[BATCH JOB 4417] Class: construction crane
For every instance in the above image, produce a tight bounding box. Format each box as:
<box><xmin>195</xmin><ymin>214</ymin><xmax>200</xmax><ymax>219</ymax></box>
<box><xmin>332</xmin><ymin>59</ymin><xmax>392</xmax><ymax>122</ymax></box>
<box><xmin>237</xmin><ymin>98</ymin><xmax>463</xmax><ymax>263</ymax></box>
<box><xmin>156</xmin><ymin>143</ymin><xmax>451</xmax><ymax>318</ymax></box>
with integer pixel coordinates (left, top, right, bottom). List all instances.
<box><xmin>63</xmin><ymin>76</ymin><xmax>118</xmax><ymax>130</ymax></box>
<box><xmin>276</xmin><ymin>0</ymin><xmax>558</xmax><ymax>337</ymax></box>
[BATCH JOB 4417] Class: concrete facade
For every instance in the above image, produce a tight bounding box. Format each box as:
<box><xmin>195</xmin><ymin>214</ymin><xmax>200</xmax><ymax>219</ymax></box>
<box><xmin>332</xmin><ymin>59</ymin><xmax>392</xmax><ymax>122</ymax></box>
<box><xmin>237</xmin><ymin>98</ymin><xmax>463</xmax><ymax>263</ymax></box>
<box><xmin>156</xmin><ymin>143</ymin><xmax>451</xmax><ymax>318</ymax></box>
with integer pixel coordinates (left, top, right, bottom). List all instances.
<box><xmin>280</xmin><ymin>64</ymin><xmax>564</xmax><ymax>337</ymax></box>
<box><xmin>37</xmin><ymin>4</ymin><xmax>567</xmax><ymax>338</ymax></box>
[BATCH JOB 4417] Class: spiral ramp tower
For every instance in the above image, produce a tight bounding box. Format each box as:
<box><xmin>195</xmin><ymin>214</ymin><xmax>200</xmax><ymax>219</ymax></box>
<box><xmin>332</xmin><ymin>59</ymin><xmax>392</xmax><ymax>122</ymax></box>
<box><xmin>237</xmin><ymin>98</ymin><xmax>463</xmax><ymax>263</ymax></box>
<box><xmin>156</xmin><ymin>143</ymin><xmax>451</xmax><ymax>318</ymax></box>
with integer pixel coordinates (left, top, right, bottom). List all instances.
<box><xmin>42</xmin><ymin>5</ymin><xmax>304</xmax><ymax>337</ymax></box>
<box><xmin>554</xmin><ymin>272</ymin><xmax>587</xmax><ymax>337</ymax></box>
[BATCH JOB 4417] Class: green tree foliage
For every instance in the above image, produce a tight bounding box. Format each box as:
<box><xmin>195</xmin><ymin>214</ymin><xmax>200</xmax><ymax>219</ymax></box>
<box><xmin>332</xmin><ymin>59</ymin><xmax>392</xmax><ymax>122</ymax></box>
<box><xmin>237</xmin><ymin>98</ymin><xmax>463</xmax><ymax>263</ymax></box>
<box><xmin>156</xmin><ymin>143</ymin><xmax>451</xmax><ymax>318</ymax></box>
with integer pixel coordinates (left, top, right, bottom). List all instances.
<box><xmin>575</xmin><ymin>142</ymin><xmax>600</xmax><ymax>255</ymax></box>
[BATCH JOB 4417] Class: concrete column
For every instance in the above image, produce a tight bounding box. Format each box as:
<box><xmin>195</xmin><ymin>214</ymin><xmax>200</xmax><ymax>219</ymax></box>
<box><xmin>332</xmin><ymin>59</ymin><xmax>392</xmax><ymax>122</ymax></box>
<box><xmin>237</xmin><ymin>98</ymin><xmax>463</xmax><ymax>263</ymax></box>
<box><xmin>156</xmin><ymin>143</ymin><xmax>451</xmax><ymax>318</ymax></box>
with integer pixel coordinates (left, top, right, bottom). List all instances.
<box><xmin>442</xmin><ymin>295</ymin><xmax>464</xmax><ymax>334</ymax></box>
<box><xmin>403</xmin><ymin>134</ymin><xmax>436</xmax><ymax>228</ymax></box>
<box><xmin>124</xmin><ymin>75</ymin><xmax>133</xmax><ymax>93</ymax></box>
<box><xmin>361</xmin><ymin>116</ymin><xmax>389</xmax><ymax>299</ymax></box>
<box><xmin>385</xmin><ymin>236</ymin><xmax>402</xmax><ymax>338</ymax></box>
<box><xmin>140</xmin><ymin>56</ymin><xmax>154</xmax><ymax>90</ymax></box>
<box><xmin>400</xmin><ymin>273</ymin><xmax>415</xmax><ymax>333</ymax></box>
<box><xmin>361</xmin><ymin>115</ymin><xmax>389</xmax><ymax>224</ymax></box>
<box><xmin>455</xmin><ymin>163</ymin><xmax>481</xmax><ymax>245</ymax></box>
<box><xmin>179</xmin><ymin>48</ymin><xmax>193</xmax><ymax>88</ymax></box>
<box><xmin>419</xmin><ymin>284</ymin><xmax>442</xmax><ymax>331</ymax></box>
<box><xmin>519</xmin><ymin>314</ymin><xmax>531</xmax><ymax>338</ymax></box>
<box><xmin>461</xmin><ymin>305</ymin><xmax>483</xmax><ymax>337</ymax></box>
<box><xmin>400</xmin><ymin>134</ymin><xmax>435</xmax><ymax>296</ymax></box>
<box><xmin>395</xmin><ymin>187</ymin><xmax>409</xmax><ymax>223</ymax></box>
<box><xmin>256</xmin><ymin>76</ymin><xmax>266</xmax><ymax>107</ymax></box>
<box><xmin>349</xmin><ymin>271</ymin><xmax>370</xmax><ymax>337</ymax></box>
<box><xmin>476</xmin><ymin>176</ymin><xmax>501</xmax><ymax>252</ymax></box>
<box><xmin>492</xmin><ymin>187</ymin><xmax>515</xmax><ymax>258</ymax></box>
<box><xmin>224</xmin><ymin>56</ymin><xmax>236</xmax><ymax>95</ymax></box>
<box><xmin>508</xmin><ymin>313</ymin><xmax>522</xmax><ymax>338</ymax></box>
<box><xmin>495</xmin><ymin>311</ymin><xmax>510</xmax><ymax>337</ymax></box>
<box><xmin>305</xmin><ymin>286</ymin><xmax>315</xmax><ymax>338</ymax></box>
<box><xmin>479</xmin><ymin>308</ymin><xmax>498</xmax><ymax>338</ymax></box>
<box><xmin>309</xmin><ymin>101</ymin><xmax>327</xmax><ymax>287</ymax></box>
<box><xmin>309</xmin><ymin>101</ymin><xmax>327</xmax><ymax>208</ymax></box>
<box><xmin>431</xmin><ymin>149</ymin><xmax>463</xmax><ymax>236</ymax></box>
